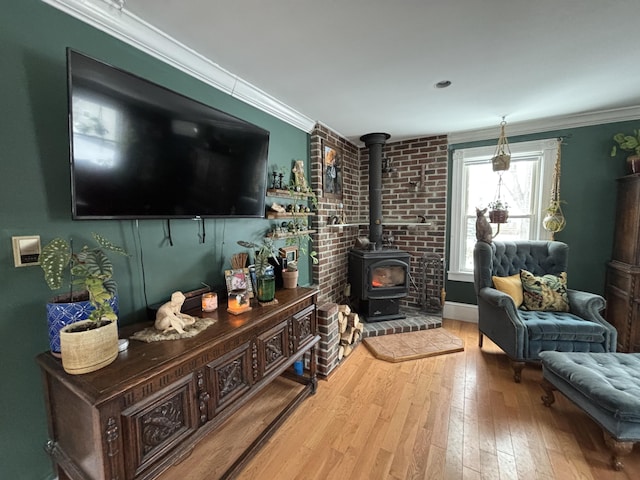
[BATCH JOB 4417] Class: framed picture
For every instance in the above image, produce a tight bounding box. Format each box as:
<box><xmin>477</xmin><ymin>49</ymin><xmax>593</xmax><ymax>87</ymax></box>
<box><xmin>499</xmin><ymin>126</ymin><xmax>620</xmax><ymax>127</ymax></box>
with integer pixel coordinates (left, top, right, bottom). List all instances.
<box><xmin>224</xmin><ymin>268</ymin><xmax>254</xmax><ymax>298</ymax></box>
<box><xmin>322</xmin><ymin>140</ymin><xmax>343</xmax><ymax>199</ymax></box>
<box><xmin>279</xmin><ymin>246</ymin><xmax>299</xmax><ymax>263</ymax></box>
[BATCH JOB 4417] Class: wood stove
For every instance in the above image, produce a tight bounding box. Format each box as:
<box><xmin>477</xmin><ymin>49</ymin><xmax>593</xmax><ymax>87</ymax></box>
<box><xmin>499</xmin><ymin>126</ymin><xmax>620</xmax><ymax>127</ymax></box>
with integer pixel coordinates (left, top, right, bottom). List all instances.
<box><xmin>348</xmin><ymin>132</ymin><xmax>413</xmax><ymax>322</ymax></box>
<box><xmin>348</xmin><ymin>248</ymin><xmax>411</xmax><ymax>322</ymax></box>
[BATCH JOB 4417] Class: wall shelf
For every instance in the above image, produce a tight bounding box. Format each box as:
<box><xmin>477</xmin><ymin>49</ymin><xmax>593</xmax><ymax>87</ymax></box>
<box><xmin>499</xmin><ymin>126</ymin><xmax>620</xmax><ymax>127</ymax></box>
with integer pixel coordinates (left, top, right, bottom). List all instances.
<box><xmin>266</xmin><ymin>230</ymin><xmax>317</xmax><ymax>240</ymax></box>
<box><xmin>266</xmin><ymin>211</ymin><xmax>316</xmax><ymax>219</ymax></box>
<box><xmin>266</xmin><ymin>188</ymin><xmax>315</xmax><ymax>198</ymax></box>
<box><xmin>325</xmin><ymin>221</ymin><xmax>433</xmax><ymax>227</ymax></box>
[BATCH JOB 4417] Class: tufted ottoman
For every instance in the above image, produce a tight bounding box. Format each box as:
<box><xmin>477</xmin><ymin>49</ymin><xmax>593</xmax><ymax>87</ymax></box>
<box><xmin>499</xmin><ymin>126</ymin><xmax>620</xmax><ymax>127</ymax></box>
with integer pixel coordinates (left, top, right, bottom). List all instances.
<box><xmin>539</xmin><ymin>351</ymin><xmax>640</xmax><ymax>470</ymax></box>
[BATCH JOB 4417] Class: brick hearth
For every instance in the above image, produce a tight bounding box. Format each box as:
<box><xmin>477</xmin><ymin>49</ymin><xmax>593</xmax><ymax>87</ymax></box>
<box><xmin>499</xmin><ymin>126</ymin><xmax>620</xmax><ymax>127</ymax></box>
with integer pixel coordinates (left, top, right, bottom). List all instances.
<box><xmin>316</xmin><ymin>303</ymin><xmax>442</xmax><ymax>377</ymax></box>
<box><xmin>362</xmin><ymin>307</ymin><xmax>442</xmax><ymax>338</ymax></box>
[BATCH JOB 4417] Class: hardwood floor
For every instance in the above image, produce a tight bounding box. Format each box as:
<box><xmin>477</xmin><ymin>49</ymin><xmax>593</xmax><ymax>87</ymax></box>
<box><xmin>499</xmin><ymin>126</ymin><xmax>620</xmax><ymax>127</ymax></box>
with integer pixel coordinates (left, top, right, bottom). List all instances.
<box><xmin>183</xmin><ymin>319</ymin><xmax>640</xmax><ymax>479</ymax></box>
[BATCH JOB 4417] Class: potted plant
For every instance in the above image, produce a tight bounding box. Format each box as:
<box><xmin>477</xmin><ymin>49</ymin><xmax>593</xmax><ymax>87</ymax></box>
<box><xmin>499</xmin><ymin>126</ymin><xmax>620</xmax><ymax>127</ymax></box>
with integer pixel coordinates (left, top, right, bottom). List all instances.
<box><xmin>282</xmin><ymin>261</ymin><xmax>300</xmax><ymax>289</ymax></box>
<box><xmin>610</xmin><ymin>129</ymin><xmax>640</xmax><ymax>174</ymax></box>
<box><xmin>237</xmin><ymin>238</ymin><xmax>279</xmax><ymax>302</ymax></box>
<box><xmin>281</xmin><ymin>232</ymin><xmax>319</xmax><ymax>289</ymax></box>
<box><xmin>487</xmin><ymin>199</ymin><xmax>509</xmax><ymax>224</ymax></box>
<box><xmin>41</xmin><ymin>232</ymin><xmax>128</xmax><ymax>374</ymax></box>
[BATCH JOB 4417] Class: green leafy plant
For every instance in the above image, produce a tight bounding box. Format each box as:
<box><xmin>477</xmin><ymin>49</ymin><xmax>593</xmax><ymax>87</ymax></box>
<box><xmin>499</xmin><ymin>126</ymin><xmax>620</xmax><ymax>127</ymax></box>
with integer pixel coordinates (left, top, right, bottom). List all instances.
<box><xmin>237</xmin><ymin>238</ymin><xmax>280</xmax><ymax>276</ymax></box>
<box><xmin>611</xmin><ymin>129</ymin><xmax>640</xmax><ymax>157</ymax></box>
<box><xmin>40</xmin><ymin>233</ymin><xmax>128</xmax><ymax>322</ymax></box>
<box><xmin>285</xmin><ymin>231</ymin><xmax>319</xmax><ymax>266</ymax></box>
<box><xmin>488</xmin><ymin>199</ymin><xmax>509</xmax><ymax>211</ymax></box>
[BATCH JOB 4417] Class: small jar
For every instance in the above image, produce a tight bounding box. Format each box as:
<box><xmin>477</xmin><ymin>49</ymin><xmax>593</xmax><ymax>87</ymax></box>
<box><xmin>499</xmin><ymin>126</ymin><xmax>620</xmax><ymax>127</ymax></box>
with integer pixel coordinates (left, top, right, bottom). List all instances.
<box><xmin>201</xmin><ymin>292</ymin><xmax>218</xmax><ymax>312</ymax></box>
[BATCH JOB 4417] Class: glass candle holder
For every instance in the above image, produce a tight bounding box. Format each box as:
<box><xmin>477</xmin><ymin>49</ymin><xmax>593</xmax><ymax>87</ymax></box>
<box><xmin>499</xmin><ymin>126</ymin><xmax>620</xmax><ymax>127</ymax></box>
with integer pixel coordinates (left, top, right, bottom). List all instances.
<box><xmin>227</xmin><ymin>289</ymin><xmax>252</xmax><ymax>315</ymax></box>
<box><xmin>201</xmin><ymin>292</ymin><xmax>218</xmax><ymax>312</ymax></box>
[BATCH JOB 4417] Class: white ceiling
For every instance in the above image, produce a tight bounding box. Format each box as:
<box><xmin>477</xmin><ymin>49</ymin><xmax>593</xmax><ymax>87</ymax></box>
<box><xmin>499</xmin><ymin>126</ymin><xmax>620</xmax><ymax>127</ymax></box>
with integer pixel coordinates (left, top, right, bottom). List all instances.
<box><xmin>77</xmin><ymin>1</ymin><xmax>640</xmax><ymax>143</ymax></box>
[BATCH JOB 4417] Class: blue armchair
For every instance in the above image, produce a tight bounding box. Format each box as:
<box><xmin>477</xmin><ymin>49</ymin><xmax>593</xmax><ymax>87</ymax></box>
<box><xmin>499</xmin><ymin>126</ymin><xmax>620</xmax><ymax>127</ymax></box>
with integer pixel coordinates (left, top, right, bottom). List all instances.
<box><xmin>473</xmin><ymin>240</ymin><xmax>616</xmax><ymax>382</ymax></box>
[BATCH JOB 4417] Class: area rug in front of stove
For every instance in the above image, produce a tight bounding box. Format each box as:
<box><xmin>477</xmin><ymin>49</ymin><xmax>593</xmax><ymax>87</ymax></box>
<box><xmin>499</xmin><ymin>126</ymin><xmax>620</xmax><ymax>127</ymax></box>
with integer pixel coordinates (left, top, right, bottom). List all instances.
<box><xmin>363</xmin><ymin>328</ymin><xmax>464</xmax><ymax>362</ymax></box>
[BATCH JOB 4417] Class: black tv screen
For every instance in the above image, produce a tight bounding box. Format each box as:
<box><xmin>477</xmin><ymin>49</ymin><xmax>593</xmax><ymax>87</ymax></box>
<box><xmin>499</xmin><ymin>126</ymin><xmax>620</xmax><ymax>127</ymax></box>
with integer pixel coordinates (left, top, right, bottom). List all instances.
<box><xmin>67</xmin><ymin>49</ymin><xmax>270</xmax><ymax>219</ymax></box>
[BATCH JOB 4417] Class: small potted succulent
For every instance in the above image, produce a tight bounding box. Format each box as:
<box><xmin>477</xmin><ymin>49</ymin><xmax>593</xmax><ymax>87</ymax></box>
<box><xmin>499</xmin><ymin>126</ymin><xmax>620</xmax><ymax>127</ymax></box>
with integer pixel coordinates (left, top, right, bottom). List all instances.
<box><xmin>41</xmin><ymin>232</ymin><xmax>128</xmax><ymax>374</ymax></box>
<box><xmin>610</xmin><ymin>129</ymin><xmax>640</xmax><ymax>174</ymax></box>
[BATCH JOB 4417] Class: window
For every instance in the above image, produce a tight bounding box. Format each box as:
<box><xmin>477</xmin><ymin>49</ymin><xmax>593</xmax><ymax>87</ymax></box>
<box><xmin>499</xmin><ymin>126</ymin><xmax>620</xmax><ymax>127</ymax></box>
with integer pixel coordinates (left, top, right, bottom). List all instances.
<box><xmin>449</xmin><ymin>138</ymin><xmax>558</xmax><ymax>282</ymax></box>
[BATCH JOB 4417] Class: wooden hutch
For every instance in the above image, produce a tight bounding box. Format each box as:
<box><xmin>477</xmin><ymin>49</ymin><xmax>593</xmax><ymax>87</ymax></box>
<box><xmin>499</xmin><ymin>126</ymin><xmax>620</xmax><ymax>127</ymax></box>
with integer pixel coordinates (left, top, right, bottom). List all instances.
<box><xmin>605</xmin><ymin>174</ymin><xmax>640</xmax><ymax>352</ymax></box>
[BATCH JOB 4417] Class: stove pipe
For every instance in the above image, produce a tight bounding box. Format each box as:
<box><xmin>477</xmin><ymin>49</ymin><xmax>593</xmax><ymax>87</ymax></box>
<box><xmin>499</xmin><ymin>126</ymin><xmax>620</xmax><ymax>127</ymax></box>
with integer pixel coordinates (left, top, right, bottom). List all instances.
<box><xmin>360</xmin><ymin>132</ymin><xmax>391</xmax><ymax>250</ymax></box>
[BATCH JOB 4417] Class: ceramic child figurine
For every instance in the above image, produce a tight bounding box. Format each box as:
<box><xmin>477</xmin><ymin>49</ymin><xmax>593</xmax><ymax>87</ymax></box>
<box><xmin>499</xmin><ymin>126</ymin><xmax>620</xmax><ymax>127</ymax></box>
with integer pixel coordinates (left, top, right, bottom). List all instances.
<box><xmin>154</xmin><ymin>291</ymin><xmax>197</xmax><ymax>334</ymax></box>
<box><xmin>475</xmin><ymin>207</ymin><xmax>493</xmax><ymax>244</ymax></box>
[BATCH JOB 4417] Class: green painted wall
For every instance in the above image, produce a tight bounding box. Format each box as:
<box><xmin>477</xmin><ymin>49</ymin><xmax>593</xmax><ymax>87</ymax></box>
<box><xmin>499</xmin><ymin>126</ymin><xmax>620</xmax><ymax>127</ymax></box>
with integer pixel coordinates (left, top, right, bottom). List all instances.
<box><xmin>1</xmin><ymin>2</ymin><xmax>310</xmax><ymax>479</ymax></box>
<box><xmin>446</xmin><ymin>121</ymin><xmax>639</xmax><ymax>305</ymax></box>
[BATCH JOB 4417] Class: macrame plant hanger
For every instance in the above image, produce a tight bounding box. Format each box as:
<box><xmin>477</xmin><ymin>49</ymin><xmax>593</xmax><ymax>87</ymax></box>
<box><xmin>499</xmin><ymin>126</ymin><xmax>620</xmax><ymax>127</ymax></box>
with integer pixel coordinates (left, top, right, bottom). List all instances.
<box><xmin>542</xmin><ymin>138</ymin><xmax>566</xmax><ymax>239</ymax></box>
<box><xmin>489</xmin><ymin>117</ymin><xmax>511</xmax><ymax>237</ymax></box>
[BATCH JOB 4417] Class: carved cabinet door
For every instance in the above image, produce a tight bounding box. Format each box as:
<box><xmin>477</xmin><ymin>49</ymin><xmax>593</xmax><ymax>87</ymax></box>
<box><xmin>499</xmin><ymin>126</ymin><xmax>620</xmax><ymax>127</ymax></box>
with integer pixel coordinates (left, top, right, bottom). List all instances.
<box><xmin>257</xmin><ymin>320</ymin><xmax>290</xmax><ymax>378</ymax></box>
<box><xmin>207</xmin><ymin>341</ymin><xmax>254</xmax><ymax>416</ymax></box>
<box><xmin>120</xmin><ymin>375</ymin><xmax>199</xmax><ymax>479</ymax></box>
<box><xmin>291</xmin><ymin>305</ymin><xmax>316</xmax><ymax>352</ymax></box>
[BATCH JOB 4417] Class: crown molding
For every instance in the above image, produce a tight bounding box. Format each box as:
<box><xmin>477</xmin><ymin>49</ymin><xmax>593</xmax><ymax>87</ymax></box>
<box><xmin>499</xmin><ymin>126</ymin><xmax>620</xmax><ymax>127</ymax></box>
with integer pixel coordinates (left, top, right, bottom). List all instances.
<box><xmin>41</xmin><ymin>1</ymin><xmax>640</xmax><ymax>142</ymax></box>
<box><xmin>41</xmin><ymin>0</ymin><xmax>316</xmax><ymax>133</ymax></box>
<box><xmin>448</xmin><ymin>106</ymin><xmax>640</xmax><ymax>144</ymax></box>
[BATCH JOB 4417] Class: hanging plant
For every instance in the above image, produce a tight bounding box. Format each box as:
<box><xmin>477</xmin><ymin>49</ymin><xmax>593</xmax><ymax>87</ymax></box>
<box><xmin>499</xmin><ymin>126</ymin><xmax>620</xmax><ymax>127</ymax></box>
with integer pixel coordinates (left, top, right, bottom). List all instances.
<box><xmin>492</xmin><ymin>118</ymin><xmax>511</xmax><ymax>172</ymax></box>
<box><xmin>488</xmin><ymin>199</ymin><xmax>509</xmax><ymax>224</ymax></box>
<box><xmin>488</xmin><ymin>171</ymin><xmax>509</xmax><ymax>224</ymax></box>
<box><xmin>543</xmin><ymin>139</ymin><xmax>566</xmax><ymax>237</ymax></box>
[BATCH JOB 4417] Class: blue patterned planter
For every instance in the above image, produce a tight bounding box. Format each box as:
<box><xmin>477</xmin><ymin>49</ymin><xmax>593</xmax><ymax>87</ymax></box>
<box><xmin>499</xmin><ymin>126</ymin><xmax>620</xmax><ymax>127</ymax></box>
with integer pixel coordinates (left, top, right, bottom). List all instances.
<box><xmin>46</xmin><ymin>294</ymin><xmax>119</xmax><ymax>354</ymax></box>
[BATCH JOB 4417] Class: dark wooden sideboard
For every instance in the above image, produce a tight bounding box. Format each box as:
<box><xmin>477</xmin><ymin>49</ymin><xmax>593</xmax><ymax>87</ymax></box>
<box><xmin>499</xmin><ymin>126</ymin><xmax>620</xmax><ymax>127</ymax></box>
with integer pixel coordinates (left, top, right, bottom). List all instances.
<box><xmin>37</xmin><ymin>287</ymin><xmax>319</xmax><ymax>480</ymax></box>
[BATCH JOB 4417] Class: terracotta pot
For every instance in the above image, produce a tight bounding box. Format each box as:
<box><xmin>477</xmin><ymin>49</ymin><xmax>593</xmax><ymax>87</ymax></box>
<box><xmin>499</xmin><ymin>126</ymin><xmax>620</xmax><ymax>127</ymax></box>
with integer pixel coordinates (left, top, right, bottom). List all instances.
<box><xmin>59</xmin><ymin>319</ymin><xmax>119</xmax><ymax>375</ymax></box>
<box><xmin>627</xmin><ymin>154</ymin><xmax>640</xmax><ymax>175</ymax></box>
<box><xmin>282</xmin><ymin>270</ymin><xmax>299</xmax><ymax>289</ymax></box>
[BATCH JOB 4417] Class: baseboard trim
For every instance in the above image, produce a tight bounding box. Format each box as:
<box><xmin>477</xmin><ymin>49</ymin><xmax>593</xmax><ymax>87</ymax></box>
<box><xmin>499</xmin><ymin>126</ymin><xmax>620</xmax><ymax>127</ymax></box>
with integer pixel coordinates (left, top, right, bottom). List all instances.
<box><xmin>443</xmin><ymin>301</ymin><xmax>478</xmax><ymax>323</ymax></box>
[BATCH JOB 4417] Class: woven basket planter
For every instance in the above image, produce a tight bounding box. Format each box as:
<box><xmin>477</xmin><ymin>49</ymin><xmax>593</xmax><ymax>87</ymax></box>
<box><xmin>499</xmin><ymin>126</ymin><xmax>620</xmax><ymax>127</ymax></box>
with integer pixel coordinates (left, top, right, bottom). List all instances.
<box><xmin>59</xmin><ymin>319</ymin><xmax>118</xmax><ymax>375</ymax></box>
<box><xmin>489</xmin><ymin>209</ymin><xmax>509</xmax><ymax>224</ymax></box>
<box><xmin>46</xmin><ymin>293</ymin><xmax>119</xmax><ymax>356</ymax></box>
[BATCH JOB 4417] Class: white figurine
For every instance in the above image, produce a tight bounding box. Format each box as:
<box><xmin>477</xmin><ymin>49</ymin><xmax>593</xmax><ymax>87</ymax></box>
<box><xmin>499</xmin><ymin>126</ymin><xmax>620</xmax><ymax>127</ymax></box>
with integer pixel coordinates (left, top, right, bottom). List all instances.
<box><xmin>154</xmin><ymin>291</ymin><xmax>197</xmax><ymax>334</ymax></box>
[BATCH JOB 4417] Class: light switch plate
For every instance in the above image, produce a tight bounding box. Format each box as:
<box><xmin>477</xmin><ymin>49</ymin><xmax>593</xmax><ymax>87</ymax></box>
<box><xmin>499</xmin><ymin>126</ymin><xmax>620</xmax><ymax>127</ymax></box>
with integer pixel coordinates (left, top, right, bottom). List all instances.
<box><xmin>12</xmin><ymin>235</ymin><xmax>41</xmax><ymax>267</ymax></box>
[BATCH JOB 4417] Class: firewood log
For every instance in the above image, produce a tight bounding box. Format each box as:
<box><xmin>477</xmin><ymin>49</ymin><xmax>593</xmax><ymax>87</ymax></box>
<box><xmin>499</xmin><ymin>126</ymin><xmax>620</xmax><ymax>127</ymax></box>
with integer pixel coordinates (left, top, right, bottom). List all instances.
<box><xmin>337</xmin><ymin>311</ymin><xmax>348</xmax><ymax>333</ymax></box>
<box><xmin>338</xmin><ymin>345</ymin><xmax>345</xmax><ymax>361</ymax></box>
<box><xmin>343</xmin><ymin>344</ymin><xmax>353</xmax><ymax>357</ymax></box>
<box><xmin>340</xmin><ymin>326</ymin><xmax>355</xmax><ymax>345</ymax></box>
<box><xmin>338</xmin><ymin>304</ymin><xmax>351</xmax><ymax>315</ymax></box>
<box><xmin>347</xmin><ymin>312</ymin><xmax>360</xmax><ymax>330</ymax></box>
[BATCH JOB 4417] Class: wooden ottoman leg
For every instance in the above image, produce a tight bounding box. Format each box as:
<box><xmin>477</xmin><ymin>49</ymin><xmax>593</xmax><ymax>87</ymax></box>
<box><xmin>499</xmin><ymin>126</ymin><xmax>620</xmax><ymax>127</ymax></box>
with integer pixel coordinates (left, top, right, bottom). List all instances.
<box><xmin>511</xmin><ymin>361</ymin><xmax>525</xmax><ymax>383</ymax></box>
<box><xmin>478</xmin><ymin>332</ymin><xmax>483</xmax><ymax>348</ymax></box>
<box><xmin>540</xmin><ymin>379</ymin><xmax>556</xmax><ymax>407</ymax></box>
<box><xmin>603</xmin><ymin>432</ymin><xmax>634</xmax><ymax>471</ymax></box>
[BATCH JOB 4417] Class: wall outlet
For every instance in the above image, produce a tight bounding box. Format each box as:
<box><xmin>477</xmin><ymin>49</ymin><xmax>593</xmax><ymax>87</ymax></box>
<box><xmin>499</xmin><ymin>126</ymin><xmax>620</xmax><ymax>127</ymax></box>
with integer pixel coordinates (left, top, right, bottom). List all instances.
<box><xmin>12</xmin><ymin>235</ymin><xmax>41</xmax><ymax>267</ymax></box>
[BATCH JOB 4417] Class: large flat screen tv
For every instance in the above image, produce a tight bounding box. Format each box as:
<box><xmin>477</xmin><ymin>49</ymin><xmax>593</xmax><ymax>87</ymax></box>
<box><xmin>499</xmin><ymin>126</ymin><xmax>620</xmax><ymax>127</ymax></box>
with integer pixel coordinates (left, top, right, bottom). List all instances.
<box><xmin>67</xmin><ymin>49</ymin><xmax>270</xmax><ymax>219</ymax></box>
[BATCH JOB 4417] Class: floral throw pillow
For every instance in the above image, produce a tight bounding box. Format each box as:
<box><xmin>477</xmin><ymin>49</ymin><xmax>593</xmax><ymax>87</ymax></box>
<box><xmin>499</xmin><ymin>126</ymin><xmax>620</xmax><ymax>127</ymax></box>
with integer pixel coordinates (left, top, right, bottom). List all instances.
<box><xmin>520</xmin><ymin>269</ymin><xmax>570</xmax><ymax>312</ymax></box>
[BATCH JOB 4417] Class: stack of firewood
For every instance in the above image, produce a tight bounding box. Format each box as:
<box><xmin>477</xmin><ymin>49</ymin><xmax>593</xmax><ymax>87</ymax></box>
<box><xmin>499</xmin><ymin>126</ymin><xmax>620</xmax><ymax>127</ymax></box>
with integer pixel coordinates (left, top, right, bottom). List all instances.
<box><xmin>337</xmin><ymin>304</ymin><xmax>364</xmax><ymax>360</ymax></box>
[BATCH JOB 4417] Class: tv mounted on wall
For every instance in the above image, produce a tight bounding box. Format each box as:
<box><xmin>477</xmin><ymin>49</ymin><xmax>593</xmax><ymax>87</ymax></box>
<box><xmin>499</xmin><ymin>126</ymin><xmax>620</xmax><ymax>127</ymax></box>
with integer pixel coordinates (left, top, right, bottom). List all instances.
<box><xmin>67</xmin><ymin>48</ymin><xmax>270</xmax><ymax>220</ymax></box>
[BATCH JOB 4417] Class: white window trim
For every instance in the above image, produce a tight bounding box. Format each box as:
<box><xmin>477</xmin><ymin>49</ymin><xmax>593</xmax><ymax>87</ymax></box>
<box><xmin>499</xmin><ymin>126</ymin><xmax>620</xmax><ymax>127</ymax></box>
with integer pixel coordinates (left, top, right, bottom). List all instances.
<box><xmin>449</xmin><ymin>138</ymin><xmax>559</xmax><ymax>282</ymax></box>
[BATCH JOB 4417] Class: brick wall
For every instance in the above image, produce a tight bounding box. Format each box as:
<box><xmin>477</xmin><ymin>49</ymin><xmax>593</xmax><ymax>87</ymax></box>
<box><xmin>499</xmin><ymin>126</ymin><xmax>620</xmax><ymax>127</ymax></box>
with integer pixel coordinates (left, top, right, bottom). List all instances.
<box><xmin>309</xmin><ymin>125</ymin><xmax>448</xmax><ymax>375</ymax></box>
